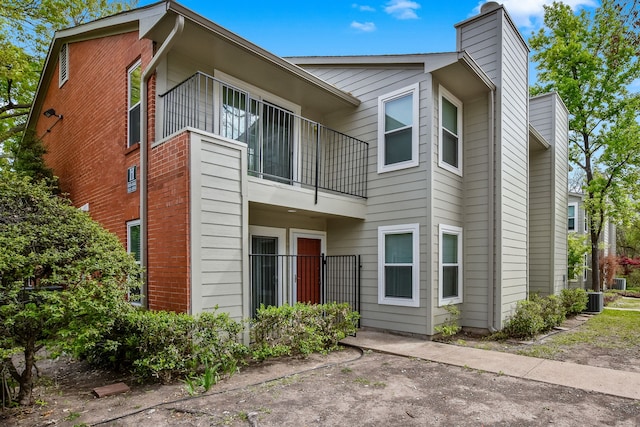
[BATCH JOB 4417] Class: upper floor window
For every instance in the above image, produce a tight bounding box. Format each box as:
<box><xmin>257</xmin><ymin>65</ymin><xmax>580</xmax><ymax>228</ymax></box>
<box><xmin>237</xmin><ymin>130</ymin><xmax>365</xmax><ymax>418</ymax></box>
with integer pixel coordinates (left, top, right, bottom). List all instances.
<box><xmin>439</xmin><ymin>224</ymin><xmax>463</xmax><ymax>306</ymax></box>
<box><xmin>378</xmin><ymin>223</ymin><xmax>420</xmax><ymax>307</ymax></box>
<box><xmin>377</xmin><ymin>83</ymin><xmax>419</xmax><ymax>173</ymax></box>
<box><xmin>59</xmin><ymin>43</ymin><xmax>69</xmax><ymax>87</ymax></box>
<box><xmin>568</xmin><ymin>202</ymin><xmax>577</xmax><ymax>232</ymax></box>
<box><xmin>128</xmin><ymin>61</ymin><xmax>141</xmax><ymax>147</ymax></box>
<box><xmin>438</xmin><ymin>86</ymin><xmax>463</xmax><ymax>176</ymax></box>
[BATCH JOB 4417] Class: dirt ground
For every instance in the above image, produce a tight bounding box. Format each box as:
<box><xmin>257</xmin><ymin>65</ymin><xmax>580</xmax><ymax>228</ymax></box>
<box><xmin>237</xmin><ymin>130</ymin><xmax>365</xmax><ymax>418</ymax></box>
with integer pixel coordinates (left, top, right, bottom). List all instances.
<box><xmin>3</xmin><ymin>314</ymin><xmax>640</xmax><ymax>427</ymax></box>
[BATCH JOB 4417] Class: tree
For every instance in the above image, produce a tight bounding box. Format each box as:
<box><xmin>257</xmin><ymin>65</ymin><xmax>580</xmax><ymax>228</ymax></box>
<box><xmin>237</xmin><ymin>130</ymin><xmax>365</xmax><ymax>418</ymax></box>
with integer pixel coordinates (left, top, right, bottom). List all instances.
<box><xmin>530</xmin><ymin>0</ymin><xmax>640</xmax><ymax>292</ymax></box>
<box><xmin>0</xmin><ymin>170</ymin><xmax>141</xmax><ymax>405</ymax></box>
<box><xmin>0</xmin><ymin>0</ymin><xmax>136</xmax><ymax>160</ymax></box>
<box><xmin>568</xmin><ymin>233</ymin><xmax>590</xmax><ymax>281</ymax></box>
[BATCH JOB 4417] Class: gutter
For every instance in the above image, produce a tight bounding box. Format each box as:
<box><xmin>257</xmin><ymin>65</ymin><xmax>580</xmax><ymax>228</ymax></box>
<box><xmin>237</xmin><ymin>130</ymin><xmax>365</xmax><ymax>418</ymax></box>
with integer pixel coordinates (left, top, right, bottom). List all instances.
<box><xmin>139</xmin><ymin>14</ymin><xmax>184</xmax><ymax>308</ymax></box>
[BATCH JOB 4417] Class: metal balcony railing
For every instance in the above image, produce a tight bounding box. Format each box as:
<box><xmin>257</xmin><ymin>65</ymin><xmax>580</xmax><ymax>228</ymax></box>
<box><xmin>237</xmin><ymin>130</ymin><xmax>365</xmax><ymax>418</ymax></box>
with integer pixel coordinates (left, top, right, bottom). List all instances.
<box><xmin>160</xmin><ymin>72</ymin><xmax>368</xmax><ymax>199</ymax></box>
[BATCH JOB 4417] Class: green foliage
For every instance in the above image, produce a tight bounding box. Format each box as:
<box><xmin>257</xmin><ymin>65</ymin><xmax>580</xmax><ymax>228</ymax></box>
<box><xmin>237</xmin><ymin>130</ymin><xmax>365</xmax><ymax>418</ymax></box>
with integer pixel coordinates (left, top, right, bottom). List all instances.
<box><xmin>0</xmin><ymin>171</ymin><xmax>141</xmax><ymax>405</ymax></box>
<box><xmin>530</xmin><ymin>0</ymin><xmax>640</xmax><ymax>291</ymax></box>
<box><xmin>503</xmin><ymin>300</ymin><xmax>547</xmax><ymax>339</ymax></box>
<box><xmin>560</xmin><ymin>288</ymin><xmax>588</xmax><ymax>315</ymax></box>
<box><xmin>434</xmin><ymin>304</ymin><xmax>461</xmax><ymax>339</ymax></box>
<box><xmin>250</xmin><ymin>303</ymin><xmax>359</xmax><ymax>361</ymax></box>
<box><xmin>531</xmin><ymin>294</ymin><xmax>566</xmax><ymax>330</ymax></box>
<box><xmin>0</xmin><ymin>0</ymin><xmax>136</xmax><ymax>156</ymax></box>
<box><xmin>82</xmin><ymin>308</ymin><xmax>247</xmax><ymax>384</ymax></box>
<box><xmin>567</xmin><ymin>233</ymin><xmax>589</xmax><ymax>280</ymax></box>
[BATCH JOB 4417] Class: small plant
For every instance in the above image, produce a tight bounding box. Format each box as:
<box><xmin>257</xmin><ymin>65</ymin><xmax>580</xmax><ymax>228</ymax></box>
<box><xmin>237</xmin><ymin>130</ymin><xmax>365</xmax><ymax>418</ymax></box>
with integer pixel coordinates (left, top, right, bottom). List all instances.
<box><xmin>532</xmin><ymin>294</ymin><xmax>565</xmax><ymax>330</ymax></box>
<box><xmin>560</xmin><ymin>288</ymin><xmax>588</xmax><ymax>315</ymax></box>
<box><xmin>250</xmin><ymin>302</ymin><xmax>359</xmax><ymax>360</ymax></box>
<box><xmin>502</xmin><ymin>300</ymin><xmax>545</xmax><ymax>339</ymax></box>
<box><xmin>64</xmin><ymin>412</ymin><xmax>81</xmax><ymax>421</ymax></box>
<box><xmin>341</xmin><ymin>367</ymin><xmax>353</xmax><ymax>374</ymax></box>
<box><xmin>435</xmin><ymin>304</ymin><xmax>461</xmax><ymax>339</ymax></box>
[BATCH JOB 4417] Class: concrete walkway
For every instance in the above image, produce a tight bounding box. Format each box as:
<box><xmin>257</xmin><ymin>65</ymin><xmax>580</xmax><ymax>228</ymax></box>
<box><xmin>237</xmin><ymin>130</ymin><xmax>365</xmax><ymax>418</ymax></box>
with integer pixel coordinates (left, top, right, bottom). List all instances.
<box><xmin>341</xmin><ymin>329</ymin><xmax>640</xmax><ymax>401</ymax></box>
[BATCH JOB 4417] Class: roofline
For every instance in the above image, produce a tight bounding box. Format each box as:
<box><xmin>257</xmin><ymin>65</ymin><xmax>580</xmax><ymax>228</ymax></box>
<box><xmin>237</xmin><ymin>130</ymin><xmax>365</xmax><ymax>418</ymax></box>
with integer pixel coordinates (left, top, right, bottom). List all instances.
<box><xmin>530</xmin><ymin>91</ymin><xmax>570</xmax><ymax>115</ymax></box>
<box><xmin>164</xmin><ymin>1</ymin><xmax>359</xmax><ymax>106</ymax></box>
<box><xmin>289</xmin><ymin>51</ymin><xmax>496</xmax><ymax>92</ymax></box>
<box><xmin>454</xmin><ymin>3</ymin><xmax>529</xmax><ymax>53</ymax></box>
<box><xmin>529</xmin><ymin>123</ymin><xmax>550</xmax><ymax>149</ymax></box>
<box><xmin>27</xmin><ymin>1</ymin><xmax>360</xmax><ymax>132</ymax></box>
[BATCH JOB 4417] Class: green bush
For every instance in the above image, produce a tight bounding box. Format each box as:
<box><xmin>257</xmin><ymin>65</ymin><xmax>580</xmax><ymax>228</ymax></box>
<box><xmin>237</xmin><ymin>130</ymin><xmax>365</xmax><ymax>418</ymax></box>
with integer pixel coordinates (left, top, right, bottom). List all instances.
<box><xmin>434</xmin><ymin>304</ymin><xmax>461</xmax><ymax>339</ymax></box>
<box><xmin>250</xmin><ymin>302</ymin><xmax>359</xmax><ymax>360</ymax></box>
<box><xmin>560</xmin><ymin>288</ymin><xmax>588</xmax><ymax>315</ymax></box>
<box><xmin>502</xmin><ymin>300</ymin><xmax>546</xmax><ymax>339</ymax></box>
<box><xmin>534</xmin><ymin>294</ymin><xmax>566</xmax><ymax>330</ymax></box>
<box><xmin>83</xmin><ymin>308</ymin><xmax>247</xmax><ymax>383</ymax></box>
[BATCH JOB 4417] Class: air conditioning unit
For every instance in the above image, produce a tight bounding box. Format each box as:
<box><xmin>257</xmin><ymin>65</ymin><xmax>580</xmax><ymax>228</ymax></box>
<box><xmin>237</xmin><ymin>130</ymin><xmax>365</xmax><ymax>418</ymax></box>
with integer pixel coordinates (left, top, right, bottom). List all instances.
<box><xmin>612</xmin><ymin>278</ymin><xmax>626</xmax><ymax>291</ymax></box>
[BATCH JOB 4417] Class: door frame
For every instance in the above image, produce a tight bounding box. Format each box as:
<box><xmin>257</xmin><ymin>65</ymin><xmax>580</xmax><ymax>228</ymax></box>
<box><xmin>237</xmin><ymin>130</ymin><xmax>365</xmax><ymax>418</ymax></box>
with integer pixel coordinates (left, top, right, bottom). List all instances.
<box><xmin>249</xmin><ymin>225</ymin><xmax>287</xmax><ymax>308</ymax></box>
<box><xmin>289</xmin><ymin>229</ymin><xmax>326</xmax><ymax>304</ymax></box>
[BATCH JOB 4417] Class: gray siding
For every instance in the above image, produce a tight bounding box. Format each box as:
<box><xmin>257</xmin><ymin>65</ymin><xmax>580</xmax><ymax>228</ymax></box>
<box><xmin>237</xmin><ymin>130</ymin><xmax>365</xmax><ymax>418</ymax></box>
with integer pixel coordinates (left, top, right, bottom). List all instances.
<box><xmin>190</xmin><ymin>134</ymin><xmax>248</xmax><ymax>320</ymax></box>
<box><xmin>306</xmin><ymin>65</ymin><xmax>433</xmax><ymax>335</ymax></box>
<box><xmin>461</xmin><ymin>96</ymin><xmax>491</xmax><ymax>328</ymax></box>
<box><xmin>529</xmin><ymin>93</ymin><xmax>569</xmax><ymax>296</ymax></box>
<box><xmin>458</xmin><ymin>7</ymin><xmax>529</xmax><ymax>327</ymax></box>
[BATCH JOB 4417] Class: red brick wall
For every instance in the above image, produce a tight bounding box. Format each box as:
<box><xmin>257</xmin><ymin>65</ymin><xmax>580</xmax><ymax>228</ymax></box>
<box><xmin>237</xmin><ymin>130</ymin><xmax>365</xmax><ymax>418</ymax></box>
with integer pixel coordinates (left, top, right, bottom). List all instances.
<box><xmin>39</xmin><ymin>31</ymin><xmax>191</xmax><ymax>312</ymax></box>
<box><xmin>147</xmin><ymin>132</ymin><xmax>191</xmax><ymax>312</ymax></box>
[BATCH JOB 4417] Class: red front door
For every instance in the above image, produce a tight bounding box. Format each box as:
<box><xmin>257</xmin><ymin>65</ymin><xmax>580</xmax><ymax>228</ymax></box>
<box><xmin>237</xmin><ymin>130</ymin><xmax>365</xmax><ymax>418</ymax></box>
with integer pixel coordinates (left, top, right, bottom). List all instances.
<box><xmin>296</xmin><ymin>238</ymin><xmax>321</xmax><ymax>304</ymax></box>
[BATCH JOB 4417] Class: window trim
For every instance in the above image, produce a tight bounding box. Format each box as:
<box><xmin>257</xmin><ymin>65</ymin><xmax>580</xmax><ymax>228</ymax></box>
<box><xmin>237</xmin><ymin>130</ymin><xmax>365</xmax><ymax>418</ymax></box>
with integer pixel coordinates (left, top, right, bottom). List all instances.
<box><xmin>377</xmin><ymin>83</ymin><xmax>420</xmax><ymax>173</ymax></box>
<box><xmin>438</xmin><ymin>86</ymin><xmax>463</xmax><ymax>176</ymax></box>
<box><xmin>127</xmin><ymin>219</ymin><xmax>141</xmax><ymax>306</ymax></box>
<box><xmin>127</xmin><ymin>60</ymin><xmax>141</xmax><ymax>148</ymax></box>
<box><xmin>568</xmin><ymin>202</ymin><xmax>578</xmax><ymax>232</ymax></box>
<box><xmin>378</xmin><ymin>223</ymin><xmax>420</xmax><ymax>307</ymax></box>
<box><xmin>439</xmin><ymin>224</ymin><xmax>463</xmax><ymax>306</ymax></box>
<box><xmin>59</xmin><ymin>43</ymin><xmax>68</xmax><ymax>87</ymax></box>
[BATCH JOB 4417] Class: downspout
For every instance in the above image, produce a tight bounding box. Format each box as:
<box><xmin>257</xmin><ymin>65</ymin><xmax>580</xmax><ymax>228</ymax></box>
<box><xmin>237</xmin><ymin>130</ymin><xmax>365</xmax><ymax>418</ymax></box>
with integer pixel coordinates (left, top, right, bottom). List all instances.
<box><xmin>488</xmin><ymin>89</ymin><xmax>497</xmax><ymax>332</ymax></box>
<box><xmin>140</xmin><ymin>15</ymin><xmax>185</xmax><ymax>308</ymax></box>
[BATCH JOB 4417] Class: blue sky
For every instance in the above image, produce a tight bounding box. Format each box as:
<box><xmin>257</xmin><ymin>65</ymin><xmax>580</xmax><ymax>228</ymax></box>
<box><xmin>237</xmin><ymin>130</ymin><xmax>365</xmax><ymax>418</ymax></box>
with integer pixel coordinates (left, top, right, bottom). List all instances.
<box><xmin>139</xmin><ymin>0</ymin><xmax>598</xmax><ymax>57</ymax></box>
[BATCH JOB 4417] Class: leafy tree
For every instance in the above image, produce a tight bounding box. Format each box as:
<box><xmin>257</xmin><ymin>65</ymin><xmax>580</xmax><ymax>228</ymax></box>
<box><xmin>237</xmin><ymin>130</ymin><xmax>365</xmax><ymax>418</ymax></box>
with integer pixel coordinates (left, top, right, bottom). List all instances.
<box><xmin>0</xmin><ymin>170</ymin><xmax>141</xmax><ymax>405</ymax></box>
<box><xmin>568</xmin><ymin>233</ymin><xmax>590</xmax><ymax>281</ymax></box>
<box><xmin>530</xmin><ymin>0</ymin><xmax>640</xmax><ymax>292</ymax></box>
<box><xmin>0</xmin><ymin>0</ymin><xmax>136</xmax><ymax>162</ymax></box>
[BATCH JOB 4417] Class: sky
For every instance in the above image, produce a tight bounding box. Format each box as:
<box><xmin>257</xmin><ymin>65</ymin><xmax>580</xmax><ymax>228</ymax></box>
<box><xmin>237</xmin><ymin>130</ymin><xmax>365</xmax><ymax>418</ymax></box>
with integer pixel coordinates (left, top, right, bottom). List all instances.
<box><xmin>138</xmin><ymin>0</ymin><xmax>599</xmax><ymax>58</ymax></box>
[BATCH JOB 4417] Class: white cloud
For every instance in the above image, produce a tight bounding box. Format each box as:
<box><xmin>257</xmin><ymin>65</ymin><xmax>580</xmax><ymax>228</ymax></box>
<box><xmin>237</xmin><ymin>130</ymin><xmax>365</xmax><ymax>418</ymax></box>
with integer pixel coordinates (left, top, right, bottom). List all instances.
<box><xmin>384</xmin><ymin>0</ymin><xmax>421</xmax><ymax>20</ymax></box>
<box><xmin>352</xmin><ymin>3</ymin><xmax>376</xmax><ymax>12</ymax></box>
<box><xmin>351</xmin><ymin>21</ymin><xmax>377</xmax><ymax>32</ymax></box>
<box><xmin>474</xmin><ymin>0</ymin><xmax>598</xmax><ymax>29</ymax></box>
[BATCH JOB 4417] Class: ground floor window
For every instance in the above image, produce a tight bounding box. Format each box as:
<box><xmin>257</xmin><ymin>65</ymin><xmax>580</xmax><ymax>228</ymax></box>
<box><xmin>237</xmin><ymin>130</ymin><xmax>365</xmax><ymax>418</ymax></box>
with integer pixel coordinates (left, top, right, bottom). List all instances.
<box><xmin>439</xmin><ymin>224</ymin><xmax>462</xmax><ymax>305</ymax></box>
<box><xmin>378</xmin><ymin>223</ymin><xmax>420</xmax><ymax>307</ymax></box>
<box><xmin>127</xmin><ymin>219</ymin><xmax>141</xmax><ymax>306</ymax></box>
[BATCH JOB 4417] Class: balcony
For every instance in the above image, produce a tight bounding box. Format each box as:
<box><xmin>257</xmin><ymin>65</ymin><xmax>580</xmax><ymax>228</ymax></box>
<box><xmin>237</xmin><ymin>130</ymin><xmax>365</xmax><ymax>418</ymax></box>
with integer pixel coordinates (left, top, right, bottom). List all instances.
<box><xmin>160</xmin><ymin>72</ymin><xmax>368</xmax><ymax>199</ymax></box>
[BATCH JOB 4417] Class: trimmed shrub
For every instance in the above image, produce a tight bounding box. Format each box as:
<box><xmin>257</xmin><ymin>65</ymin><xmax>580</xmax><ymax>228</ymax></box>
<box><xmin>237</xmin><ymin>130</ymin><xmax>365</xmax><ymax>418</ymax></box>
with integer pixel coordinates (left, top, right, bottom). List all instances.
<box><xmin>502</xmin><ymin>300</ymin><xmax>546</xmax><ymax>339</ymax></box>
<box><xmin>82</xmin><ymin>308</ymin><xmax>247</xmax><ymax>383</ymax></box>
<box><xmin>560</xmin><ymin>288</ymin><xmax>588</xmax><ymax>315</ymax></box>
<box><xmin>250</xmin><ymin>302</ymin><xmax>359</xmax><ymax>361</ymax></box>
<box><xmin>533</xmin><ymin>294</ymin><xmax>566</xmax><ymax>330</ymax></box>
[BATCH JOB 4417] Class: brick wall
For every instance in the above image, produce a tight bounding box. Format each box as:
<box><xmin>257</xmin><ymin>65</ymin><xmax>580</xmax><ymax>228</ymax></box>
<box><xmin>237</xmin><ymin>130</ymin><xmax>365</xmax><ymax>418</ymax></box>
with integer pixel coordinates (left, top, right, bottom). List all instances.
<box><xmin>39</xmin><ymin>31</ymin><xmax>191</xmax><ymax>312</ymax></box>
<box><xmin>147</xmin><ymin>132</ymin><xmax>191</xmax><ymax>312</ymax></box>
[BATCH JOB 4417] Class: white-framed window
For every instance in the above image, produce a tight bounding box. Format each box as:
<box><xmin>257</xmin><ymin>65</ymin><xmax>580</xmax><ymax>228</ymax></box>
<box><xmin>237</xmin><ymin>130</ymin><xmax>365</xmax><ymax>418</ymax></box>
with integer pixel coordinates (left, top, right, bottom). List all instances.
<box><xmin>127</xmin><ymin>219</ymin><xmax>142</xmax><ymax>306</ymax></box>
<box><xmin>568</xmin><ymin>202</ymin><xmax>577</xmax><ymax>232</ymax></box>
<box><xmin>59</xmin><ymin>43</ymin><xmax>69</xmax><ymax>87</ymax></box>
<box><xmin>439</xmin><ymin>224</ymin><xmax>463</xmax><ymax>306</ymax></box>
<box><xmin>378</xmin><ymin>223</ymin><xmax>420</xmax><ymax>307</ymax></box>
<box><xmin>584</xmin><ymin>209</ymin><xmax>588</xmax><ymax>233</ymax></box>
<box><xmin>438</xmin><ymin>86</ymin><xmax>463</xmax><ymax>176</ymax></box>
<box><xmin>128</xmin><ymin>61</ymin><xmax>141</xmax><ymax>148</ymax></box>
<box><xmin>377</xmin><ymin>83</ymin><xmax>419</xmax><ymax>173</ymax></box>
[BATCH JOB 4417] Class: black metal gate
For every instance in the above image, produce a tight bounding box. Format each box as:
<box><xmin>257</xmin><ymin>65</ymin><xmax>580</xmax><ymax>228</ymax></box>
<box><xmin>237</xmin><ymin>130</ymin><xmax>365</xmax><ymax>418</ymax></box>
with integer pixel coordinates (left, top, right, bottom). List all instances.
<box><xmin>249</xmin><ymin>254</ymin><xmax>361</xmax><ymax>320</ymax></box>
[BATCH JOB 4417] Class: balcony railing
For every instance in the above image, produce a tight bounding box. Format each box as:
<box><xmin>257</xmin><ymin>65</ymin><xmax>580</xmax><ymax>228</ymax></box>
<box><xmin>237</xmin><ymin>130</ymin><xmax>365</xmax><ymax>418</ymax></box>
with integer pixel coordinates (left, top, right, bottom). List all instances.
<box><xmin>160</xmin><ymin>72</ymin><xmax>368</xmax><ymax>199</ymax></box>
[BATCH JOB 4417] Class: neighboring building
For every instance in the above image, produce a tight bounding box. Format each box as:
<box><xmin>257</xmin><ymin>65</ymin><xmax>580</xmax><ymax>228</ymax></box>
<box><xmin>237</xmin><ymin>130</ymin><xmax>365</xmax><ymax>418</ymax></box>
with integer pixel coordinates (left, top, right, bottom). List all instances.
<box><xmin>27</xmin><ymin>1</ymin><xmax>568</xmax><ymax>336</ymax></box>
<box><xmin>568</xmin><ymin>192</ymin><xmax>616</xmax><ymax>290</ymax></box>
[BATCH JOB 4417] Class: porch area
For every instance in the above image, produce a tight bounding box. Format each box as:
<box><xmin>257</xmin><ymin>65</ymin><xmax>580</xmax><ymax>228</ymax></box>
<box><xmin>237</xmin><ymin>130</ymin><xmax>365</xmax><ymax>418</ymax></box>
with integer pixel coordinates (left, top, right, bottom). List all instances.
<box><xmin>160</xmin><ymin>72</ymin><xmax>368</xmax><ymax>200</ymax></box>
<box><xmin>249</xmin><ymin>253</ymin><xmax>361</xmax><ymax>320</ymax></box>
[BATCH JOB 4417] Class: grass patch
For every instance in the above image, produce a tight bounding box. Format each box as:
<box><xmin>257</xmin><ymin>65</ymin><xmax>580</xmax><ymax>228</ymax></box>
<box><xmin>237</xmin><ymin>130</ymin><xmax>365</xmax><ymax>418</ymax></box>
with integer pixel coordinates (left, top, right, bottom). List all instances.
<box><xmin>607</xmin><ymin>297</ymin><xmax>640</xmax><ymax>310</ymax></box>
<box><xmin>521</xmin><ymin>309</ymin><xmax>640</xmax><ymax>358</ymax></box>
